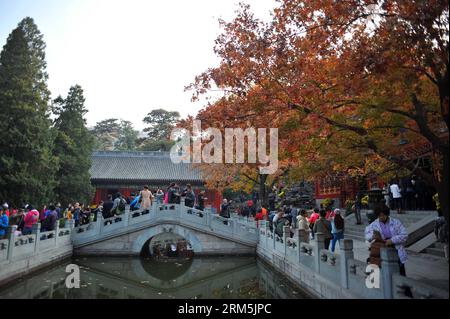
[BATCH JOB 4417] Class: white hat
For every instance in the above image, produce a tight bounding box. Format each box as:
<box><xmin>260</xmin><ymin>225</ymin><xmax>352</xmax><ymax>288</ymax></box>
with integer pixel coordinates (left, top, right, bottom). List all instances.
<box><xmin>2</xmin><ymin>203</ymin><xmax>8</xmax><ymax>208</ymax></box>
<box><xmin>334</xmin><ymin>208</ymin><xmax>341</xmax><ymax>214</ymax></box>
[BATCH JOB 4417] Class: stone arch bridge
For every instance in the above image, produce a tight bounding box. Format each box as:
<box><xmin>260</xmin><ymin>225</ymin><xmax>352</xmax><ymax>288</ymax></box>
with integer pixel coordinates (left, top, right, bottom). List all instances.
<box><xmin>72</xmin><ymin>201</ymin><xmax>258</xmax><ymax>256</ymax></box>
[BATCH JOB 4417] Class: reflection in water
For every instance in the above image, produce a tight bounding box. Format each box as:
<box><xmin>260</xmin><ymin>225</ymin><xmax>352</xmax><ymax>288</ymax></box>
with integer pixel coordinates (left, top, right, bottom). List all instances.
<box><xmin>0</xmin><ymin>256</ymin><xmax>310</xmax><ymax>299</ymax></box>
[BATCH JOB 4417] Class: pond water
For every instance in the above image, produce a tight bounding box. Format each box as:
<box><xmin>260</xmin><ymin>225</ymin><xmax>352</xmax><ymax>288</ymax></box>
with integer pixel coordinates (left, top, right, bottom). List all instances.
<box><xmin>0</xmin><ymin>256</ymin><xmax>311</xmax><ymax>299</ymax></box>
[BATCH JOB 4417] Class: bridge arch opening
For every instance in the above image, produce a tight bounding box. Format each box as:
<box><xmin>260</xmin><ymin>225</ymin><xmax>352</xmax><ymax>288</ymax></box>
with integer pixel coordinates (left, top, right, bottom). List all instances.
<box><xmin>140</xmin><ymin>232</ymin><xmax>195</xmax><ymax>260</ymax></box>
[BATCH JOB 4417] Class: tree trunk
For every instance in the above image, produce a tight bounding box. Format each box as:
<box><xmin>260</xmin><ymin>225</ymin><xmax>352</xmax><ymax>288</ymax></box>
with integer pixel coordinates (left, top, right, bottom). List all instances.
<box><xmin>437</xmin><ymin>151</ymin><xmax>449</xmax><ymax>225</ymax></box>
<box><xmin>259</xmin><ymin>174</ymin><xmax>268</xmax><ymax>207</ymax></box>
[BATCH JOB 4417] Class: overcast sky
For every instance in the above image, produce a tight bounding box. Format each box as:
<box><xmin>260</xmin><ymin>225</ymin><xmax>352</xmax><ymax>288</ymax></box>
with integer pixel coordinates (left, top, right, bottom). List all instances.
<box><xmin>0</xmin><ymin>0</ymin><xmax>276</xmax><ymax>130</ymax></box>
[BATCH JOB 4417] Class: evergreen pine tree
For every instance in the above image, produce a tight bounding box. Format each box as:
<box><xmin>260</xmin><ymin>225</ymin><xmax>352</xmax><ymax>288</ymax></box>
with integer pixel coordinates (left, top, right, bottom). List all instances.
<box><xmin>53</xmin><ymin>85</ymin><xmax>94</xmax><ymax>206</ymax></box>
<box><xmin>0</xmin><ymin>17</ymin><xmax>57</xmax><ymax>207</ymax></box>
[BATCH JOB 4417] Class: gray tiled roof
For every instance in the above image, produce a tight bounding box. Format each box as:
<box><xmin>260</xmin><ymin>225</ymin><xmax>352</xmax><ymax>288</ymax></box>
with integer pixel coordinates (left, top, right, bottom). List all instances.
<box><xmin>90</xmin><ymin>151</ymin><xmax>203</xmax><ymax>183</ymax></box>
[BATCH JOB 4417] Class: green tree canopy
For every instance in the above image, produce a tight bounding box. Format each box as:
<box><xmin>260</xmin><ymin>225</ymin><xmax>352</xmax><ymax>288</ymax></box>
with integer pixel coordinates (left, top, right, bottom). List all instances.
<box><xmin>0</xmin><ymin>17</ymin><xmax>57</xmax><ymax>207</ymax></box>
<box><xmin>115</xmin><ymin>120</ymin><xmax>139</xmax><ymax>151</ymax></box>
<box><xmin>138</xmin><ymin>108</ymin><xmax>180</xmax><ymax>151</ymax></box>
<box><xmin>91</xmin><ymin>118</ymin><xmax>139</xmax><ymax>151</ymax></box>
<box><xmin>52</xmin><ymin>85</ymin><xmax>94</xmax><ymax>206</ymax></box>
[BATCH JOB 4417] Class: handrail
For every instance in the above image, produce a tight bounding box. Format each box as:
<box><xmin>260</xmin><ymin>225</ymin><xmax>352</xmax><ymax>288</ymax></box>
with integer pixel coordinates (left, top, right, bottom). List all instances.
<box><xmin>0</xmin><ymin>222</ymin><xmax>73</xmax><ymax>265</ymax></box>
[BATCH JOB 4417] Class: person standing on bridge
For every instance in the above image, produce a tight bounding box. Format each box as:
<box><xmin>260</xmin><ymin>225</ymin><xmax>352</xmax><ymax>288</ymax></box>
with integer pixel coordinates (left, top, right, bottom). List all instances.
<box><xmin>197</xmin><ymin>190</ymin><xmax>207</xmax><ymax>211</ymax></box>
<box><xmin>140</xmin><ymin>185</ymin><xmax>153</xmax><ymax>214</ymax></box>
<box><xmin>183</xmin><ymin>184</ymin><xmax>195</xmax><ymax>208</ymax></box>
<box><xmin>155</xmin><ymin>188</ymin><xmax>164</xmax><ymax>205</ymax></box>
<box><xmin>167</xmin><ymin>183</ymin><xmax>181</xmax><ymax>204</ymax></box>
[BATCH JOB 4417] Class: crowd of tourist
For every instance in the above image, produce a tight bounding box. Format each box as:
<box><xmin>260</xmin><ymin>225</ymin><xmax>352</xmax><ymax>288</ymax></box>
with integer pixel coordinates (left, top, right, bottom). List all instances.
<box><xmin>0</xmin><ymin>202</ymin><xmax>74</xmax><ymax>239</ymax></box>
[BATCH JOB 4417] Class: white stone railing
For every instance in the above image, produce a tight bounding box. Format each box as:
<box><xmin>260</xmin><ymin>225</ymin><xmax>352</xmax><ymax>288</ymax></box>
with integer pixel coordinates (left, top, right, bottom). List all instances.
<box><xmin>257</xmin><ymin>220</ymin><xmax>449</xmax><ymax>299</ymax></box>
<box><xmin>0</xmin><ymin>221</ymin><xmax>74</xmax><ymax>265</ymax></box>
<box><xmin>72</xmin><ymin>199</ymin><xmax>259</xmax><ymax>247</ymax></box>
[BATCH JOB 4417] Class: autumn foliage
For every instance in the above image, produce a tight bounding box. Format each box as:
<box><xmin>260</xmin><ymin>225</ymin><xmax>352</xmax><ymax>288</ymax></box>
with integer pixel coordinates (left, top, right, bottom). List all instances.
<box><xmin>184</xmin><ymin>1</ymin><xmax>449</xmax><ymax>218</ymax></box>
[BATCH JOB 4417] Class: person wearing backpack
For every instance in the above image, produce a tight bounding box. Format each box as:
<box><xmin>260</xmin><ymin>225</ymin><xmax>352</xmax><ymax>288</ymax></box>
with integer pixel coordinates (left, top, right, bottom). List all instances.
<box><xmin>330</xmin><ymin>209</ymin><xmax>345</xmax><ymax>253</ymax></box>
<box><xmin>112</xmin><ymin>193</ymin><xmax>126</xmax><ymax>215</ymax></box>
<box><xmin>42</xmin><ymin>204</ymin><xmax>58</xmax><ymax>232</ymax></box>
<box><xmin>313</xmin><ymin>209</ymin><xmax>333</xmax><ymax>250</ymax></box>
<box><xmin>434</xmin><ymin>209</ymin><xmax>449</xmax><ymax>263</ymax></box>
<box><xmin>274</xmin><ymin>210</ymin><xmax>290</xmax><ymax>238</ymax></box>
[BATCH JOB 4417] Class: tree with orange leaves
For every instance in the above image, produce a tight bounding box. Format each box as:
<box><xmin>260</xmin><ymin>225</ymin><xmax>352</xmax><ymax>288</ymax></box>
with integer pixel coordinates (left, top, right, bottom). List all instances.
<box><xmin>186</xmin><ymin>1</ymin><xmax>449</xmax><ymax>221</ymax></box>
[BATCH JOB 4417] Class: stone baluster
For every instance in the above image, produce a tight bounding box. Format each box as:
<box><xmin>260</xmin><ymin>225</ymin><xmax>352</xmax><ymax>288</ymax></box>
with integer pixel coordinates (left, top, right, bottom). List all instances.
<box><xmin>232</xmin><ymin>217</ymin><xmax>238</xmax><ymax>235</ymax></box>
<box><xmin>54</xmin><ymin>219</ymin><xmax>59</xmax><ymax>246</ymax></box>
<box><xmin>264</xmin><ymin>221</ymin><xmax>270</xmax><ymax>249</ymax></box>
<box><xmin>203</xmin><ymin>208</ymin><xmax>209</xmax><ymax>228</ymax></box>
<box><xmin>339</xmin><ymin>239</ymin><xmax>354</xmax><ymax>289</ymax></box>
<box><xmin>123</xmin><ymin>205</ymin><xmax>130</xmax><ymax>226</ymax></box>
<box><xmin>272</xmin><ymin>223</ymin><xmax>276</xmax><ymax>250</ymax></box>
<box><xmin>32</xmin><ymin>223</ymin><xmax>41</xmax><ymax>253</ymax></box>
<box><xmin>314</xmin><ymin>232</ymin><xmax>325</xmax><ymax>273</ymax></box>
<box><xmin>283</xmin><ymin>226</ymin><xmax>290</xmax><ymax>255</ymax></box>
<box><xmin>259</xmin><ymin>220</ymin><xmax>266</xmax><ymax>243</ymax></box>
<box><xmin>6</xmin><ymin>225</ymin><xmax>17</xmax><ymax>261</ymax></box>
<box><xmin>381</xmin><ymin>247</ymin><xmax>401</xmax><ymax>299</ymax></box>
<box><xmin>177</xmin><ymin>199</ymin><xmax>184</xmax><ymax>217</ymax></box>
<box><xmin>96</xmin><ymin>211</ymin><xmax>104</xmax><ymax>236</ymax></box>
<box><xmin>296</xmin><ymin>228</ymin><xmax>306</xmax><ymax>262</ymax></box>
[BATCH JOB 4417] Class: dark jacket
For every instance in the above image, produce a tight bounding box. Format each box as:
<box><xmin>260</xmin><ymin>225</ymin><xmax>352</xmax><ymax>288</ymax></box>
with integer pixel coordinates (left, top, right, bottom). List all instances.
<box><xmin>168</xmin><ymin>187</ymin><xmax>180</xmax><ymax>204</ymax></box>
<box><xmin>103</xmin><ymin>200</ymin><xmax>114</xmax><ymax>218</ymax></box>
<box><xmin>184</xmin><ymin>190</ymin><xmax>195</xmax><ymax>208</ymax></box>
<box><xmin>220</xmin><ymin>203</ymin><xmax>231</xmax><ymax>218</ymax></box>
<box><xmin>42</xmin><ymin>210</ymin><xmax>58</xmax><ymax>231</ymax></box>
<box><xmin>197</xmin><ymin>194</ymin><xmax>205</xmax><ymax>211</ymax></box>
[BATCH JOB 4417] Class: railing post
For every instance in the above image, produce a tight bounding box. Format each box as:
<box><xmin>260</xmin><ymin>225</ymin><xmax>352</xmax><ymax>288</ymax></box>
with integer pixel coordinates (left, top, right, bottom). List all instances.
<box><xmin>7</xmin><ymin>225</ymin><xmax>17</xmax><ymax>261</ymax></box>
<box><xmin>296</xmin><ymin>229</ymin><xmax>306</xmax><ymax>263</ymax></box>
<box><xmin>232</xmin><ymin>217</ymin><xmax>238</xmax><ymax>235</ymax></box>
<box><xmin>180</xmin><ymin>198</ymin><xmax>185</xmax><ymax>210</ymax></box>
<box><xmin>208</xmin><ymin>210</ymin><xmax>213</xmax><ymax>229</ymax></box>
<box><xmin>315</xmin><ymin>233</ymin><xmax>324</xmax><ymax>273</ymax></box>
<box><xmin>32</xmin><ymin>223</ymin><xmax>41</xmax><ymax>253</ymax></box>
<box><xmin>258</xmin><ymin>220</ymin><xmax>265</xmax><ymax>247</ymax></box>
<box><xmin>283</xmin><ymin>226</ymin><xmax>290</xmax><ymax>255</ymax></box>
<box><xmin>272</xmin><ymin>226</ymin><xmax>276</xmax><ymax>250</ymax></box>
<box><xmin>123</xmin><ymin>205</ymin><xmax>130</xmax><ymax>227</ymax></box>
<box><xmin>265</xmin><ymin>222</ymin><xmax>271</xmax><ymax>251</ymax></box>
<box><xmin>96</xmin><ymin>211</ymin><xmax>103</xmax><ymax>236</ymax></box>
<box><xmin>339</xmin><ymin>239</ymin><xmax>354</xmax><ymax>289</ymax></box>
<box><xmin>381</xmin><ymin>248</ymin><xmax>400</xmax><ymax>299</ymax></box>
<box><xmin>54</xmin><ymin>219</ymin><xmax>59</xmax><ymax>246</ymax></box>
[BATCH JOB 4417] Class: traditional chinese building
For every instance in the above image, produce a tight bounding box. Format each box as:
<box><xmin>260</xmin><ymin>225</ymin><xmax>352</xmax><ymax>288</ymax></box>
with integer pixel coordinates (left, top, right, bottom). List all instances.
<box><xmin>314</xmin><ymin>174</ymin><xmax>360</xmax><ymax>208</ymax></box>
<box><xmin>90</xmin><ymin>151</ymin><xmax>222</xmax><ymax>212</ymax></box>
<box><xmin>314</xmin><ymin>135</ymin><xmax>445</xmax><ymax>208</ymax></box>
